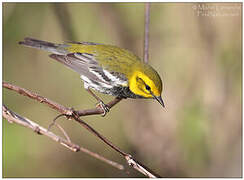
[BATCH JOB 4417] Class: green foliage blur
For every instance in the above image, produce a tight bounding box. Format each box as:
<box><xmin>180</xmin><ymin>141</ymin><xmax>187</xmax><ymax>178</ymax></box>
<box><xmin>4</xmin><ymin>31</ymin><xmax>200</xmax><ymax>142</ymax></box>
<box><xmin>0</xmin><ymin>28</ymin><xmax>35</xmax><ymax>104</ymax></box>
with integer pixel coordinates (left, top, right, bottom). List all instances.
<box><xmin>3</xmin><ymin>2</ymin><xmax>242</xmax><ymax>177</ymax></box>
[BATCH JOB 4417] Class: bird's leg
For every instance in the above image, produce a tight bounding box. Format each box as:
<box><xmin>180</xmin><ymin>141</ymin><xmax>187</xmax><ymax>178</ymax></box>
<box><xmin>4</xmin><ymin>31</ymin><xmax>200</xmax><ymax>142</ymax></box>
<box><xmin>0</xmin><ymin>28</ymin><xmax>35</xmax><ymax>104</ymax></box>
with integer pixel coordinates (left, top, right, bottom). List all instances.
<box><xmin>86</xmin><ymin>88</ymin><xmax>110</xmax><ymax>117</ymax></box>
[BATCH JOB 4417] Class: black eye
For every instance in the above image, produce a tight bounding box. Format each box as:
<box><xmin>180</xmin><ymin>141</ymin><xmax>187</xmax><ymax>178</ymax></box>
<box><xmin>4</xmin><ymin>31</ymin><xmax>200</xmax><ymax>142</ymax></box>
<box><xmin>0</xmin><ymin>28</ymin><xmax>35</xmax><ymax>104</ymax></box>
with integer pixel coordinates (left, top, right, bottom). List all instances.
<box><xmin>145</xmin><ymin>85</ymin><xmax>151</xmax><ymax>91</ymax></box>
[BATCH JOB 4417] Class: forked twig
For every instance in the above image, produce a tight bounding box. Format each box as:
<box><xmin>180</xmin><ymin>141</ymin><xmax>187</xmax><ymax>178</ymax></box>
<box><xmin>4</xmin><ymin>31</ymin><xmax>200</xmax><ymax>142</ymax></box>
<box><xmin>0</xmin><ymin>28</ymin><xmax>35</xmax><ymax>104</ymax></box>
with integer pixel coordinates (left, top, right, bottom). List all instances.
<box><xmin>55</xmin><ymin>123</ymin><xmax>72</xmax><ymax>142</ymax></box>
<box><xmin>48</xmin><ymin>113</ymin><xmax>66</xmax><ymax>131</ymax></box>
<box><xmin>3</xmin><ymin>82</ymin><xmax>160</xmax><ymax>177</ymax></box>
<box><xmin>3</xmin><ymin>3</ymin><xmax>159</xmax><ymax>177</ymax></box>
<box><xmin>2</xmin><ymin>104</ymin><xmax>124</xmax><ymax>170</ymax></box>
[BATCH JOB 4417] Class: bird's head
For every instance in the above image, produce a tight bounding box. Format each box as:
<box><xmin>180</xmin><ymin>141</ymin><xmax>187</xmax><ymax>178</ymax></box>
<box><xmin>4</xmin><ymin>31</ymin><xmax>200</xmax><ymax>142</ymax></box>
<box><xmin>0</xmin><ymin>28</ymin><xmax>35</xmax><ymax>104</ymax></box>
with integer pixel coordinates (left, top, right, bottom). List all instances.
<box><xmin>129</xmin><ymin>66</ymin><xmax>165</xmax><ymax>108</ymax></box>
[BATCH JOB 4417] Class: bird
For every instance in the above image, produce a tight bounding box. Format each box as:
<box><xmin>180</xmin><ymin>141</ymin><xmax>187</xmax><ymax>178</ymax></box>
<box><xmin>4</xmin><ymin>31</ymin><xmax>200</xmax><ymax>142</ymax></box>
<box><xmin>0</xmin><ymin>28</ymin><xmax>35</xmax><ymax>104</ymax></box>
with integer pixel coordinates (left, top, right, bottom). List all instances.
<box><xmin>19</xmin><ymin>37</ymin><xmax>165</xmax><ymax>116</ymax></box>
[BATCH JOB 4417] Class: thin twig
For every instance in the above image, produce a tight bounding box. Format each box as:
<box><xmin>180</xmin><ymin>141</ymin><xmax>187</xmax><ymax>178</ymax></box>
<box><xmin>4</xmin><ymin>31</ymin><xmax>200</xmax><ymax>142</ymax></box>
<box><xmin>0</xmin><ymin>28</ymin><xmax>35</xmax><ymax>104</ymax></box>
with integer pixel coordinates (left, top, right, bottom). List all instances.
<box><xmin>55</xmin><ymin>123</ymin><xmax>72</xmax><ymax>142</ymax></box>
<box><xmin>2</xmin><ymin>104</ymin><xmax>124</xmax><ymax>170</ymax></box>
<box><xmin>4</xmin><ymin>3</ymin><xmax>160</xmax><ymax>177</ymax></box>
<box><xmin>2</xmin><ymin>82</ymin><xmax>129</xmax><ymax>155</ymax></box>
<box><xmin>144</xmin><ymin>2</ymin><xmax>150</xmax><ymax>63</ymax></box>
<box><xmin>2</xmin><ymin>105</ymin><xmax>78</xmax><ymax>151</ymax></box>
<box><xmin>3</xmin><ymin>81</ymin><xmax>72</xmax><ymax>115</ymax></box>
<box><xmin>3</xmin><ymin>81</ymin><xmax>160</xmax><ymax>177</ymax></box>
<box><xmin>48</xmin><ymin>114</ymin><xmax>67</xmax><ymax>131</ymax></box>
<box><xmin>125</xmin><ymin>156</ymin><xmax>161</xmax><ymax>178</ymax></box>
<box><xmin>3</xmin><ymin>81</ymin><xmax>121</xmax><ymax>117</ymax></box>
<box><xmin>75</xmin><ymin>97</ymin><xmax>122</xmax><ymax>116</ymax></box>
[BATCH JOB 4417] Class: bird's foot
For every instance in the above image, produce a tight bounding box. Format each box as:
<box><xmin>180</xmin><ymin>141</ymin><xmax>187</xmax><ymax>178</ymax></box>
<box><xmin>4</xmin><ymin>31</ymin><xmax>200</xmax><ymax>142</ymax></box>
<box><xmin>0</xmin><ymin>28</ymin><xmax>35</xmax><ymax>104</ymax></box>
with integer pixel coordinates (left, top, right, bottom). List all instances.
<box><xmin>96</xmin><ymin>101</ymin><xmax>110</xmax><ymax>117</ymax></box>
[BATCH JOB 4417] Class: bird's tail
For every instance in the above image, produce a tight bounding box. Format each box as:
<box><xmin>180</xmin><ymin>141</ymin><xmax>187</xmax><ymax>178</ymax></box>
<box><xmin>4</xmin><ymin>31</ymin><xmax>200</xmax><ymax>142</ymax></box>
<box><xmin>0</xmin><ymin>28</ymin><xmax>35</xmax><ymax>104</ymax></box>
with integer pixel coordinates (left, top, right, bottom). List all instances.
<box><xmin>19</xmin><ymin>37</ymin><xmax>68</xmax><ymax>55</ymax></box>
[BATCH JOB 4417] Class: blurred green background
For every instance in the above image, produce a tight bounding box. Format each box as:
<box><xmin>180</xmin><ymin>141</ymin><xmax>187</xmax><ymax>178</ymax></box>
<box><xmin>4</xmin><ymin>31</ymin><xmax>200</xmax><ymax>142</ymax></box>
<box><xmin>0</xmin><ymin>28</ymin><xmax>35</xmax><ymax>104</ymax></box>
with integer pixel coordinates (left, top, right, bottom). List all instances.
<box><xmin>3</xmin><ymin>2</ymin><xmax>242</xmax><ymax>177</ymax></box>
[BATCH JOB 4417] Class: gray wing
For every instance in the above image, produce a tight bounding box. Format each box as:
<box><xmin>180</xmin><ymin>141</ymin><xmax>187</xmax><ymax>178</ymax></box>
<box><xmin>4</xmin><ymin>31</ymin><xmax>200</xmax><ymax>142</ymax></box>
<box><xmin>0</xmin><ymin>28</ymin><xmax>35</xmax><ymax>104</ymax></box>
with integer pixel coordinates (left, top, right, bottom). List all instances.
<box><xmin>49</xmin><ymin>53</ymin><xmax>123</xmax><ymax>86</ymax></box>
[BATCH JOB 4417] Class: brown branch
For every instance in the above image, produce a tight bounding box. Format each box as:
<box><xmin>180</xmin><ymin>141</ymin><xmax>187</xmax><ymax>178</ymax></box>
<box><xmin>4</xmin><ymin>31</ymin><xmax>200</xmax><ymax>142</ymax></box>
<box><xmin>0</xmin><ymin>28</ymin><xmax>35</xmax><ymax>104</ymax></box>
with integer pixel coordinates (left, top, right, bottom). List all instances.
<box><xmin>2</xmin><ymin>82</ymin><xmax>128</xmax><ymax>155</ymax></box>
<box><xmin>125</xmin><ymin>156</ymin><xmax>160</xmax><ymax>178</ymax></box>
<box><xmin>2</xmin><ymin>104</ymin><xmax>123</xmax><ymax>170</ymax></box>
<box><xmin>3</xmin><ymin>81</ymin><xmax>121</xmax><ymax>117</ymax></box>
<box><xmin>3</xmin><ymin>81</ymin><xmax>160</xmax><ymax>177</ymax></box>
<box><xmin>3</xmin><ymin>81</ymin><xmax>71</xmax><ymax>115</ymax></box>
<box><xmin>4</xmin><ymin>3</ymin><xmax>159</xmax><ymax>177</ymax></box>
<box><xmin>75</xmin><ymin>97</ymin><xmax>122</xmax><ymax>116</ymax></box>
<box><xmin>144</xmin><ymin>2</ymin><xmax>150</xmax><ymax>63</ymax></box>
<box><xmin>3</xmin><ymin>104</ymin><xmax>78</xmax><ymax>151</ymax></box>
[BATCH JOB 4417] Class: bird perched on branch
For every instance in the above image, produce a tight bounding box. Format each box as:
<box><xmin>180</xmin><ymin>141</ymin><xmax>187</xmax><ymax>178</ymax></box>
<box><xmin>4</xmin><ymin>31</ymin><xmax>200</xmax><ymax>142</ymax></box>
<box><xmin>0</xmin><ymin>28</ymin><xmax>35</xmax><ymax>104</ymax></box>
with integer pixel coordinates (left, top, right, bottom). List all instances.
<box><xmin>19</xmin><ymin>37</ymin><xmax>165</xmax><ymax>116</ymax></box>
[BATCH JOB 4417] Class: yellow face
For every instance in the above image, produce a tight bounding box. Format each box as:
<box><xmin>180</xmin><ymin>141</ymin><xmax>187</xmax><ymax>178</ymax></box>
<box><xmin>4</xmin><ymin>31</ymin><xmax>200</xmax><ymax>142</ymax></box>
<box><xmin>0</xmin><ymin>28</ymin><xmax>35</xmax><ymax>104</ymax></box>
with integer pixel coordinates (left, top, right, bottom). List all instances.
<box><xmin>129</xmin><ymin>71</ymin><xmax>162</xmax><ymax>98</ymax></box>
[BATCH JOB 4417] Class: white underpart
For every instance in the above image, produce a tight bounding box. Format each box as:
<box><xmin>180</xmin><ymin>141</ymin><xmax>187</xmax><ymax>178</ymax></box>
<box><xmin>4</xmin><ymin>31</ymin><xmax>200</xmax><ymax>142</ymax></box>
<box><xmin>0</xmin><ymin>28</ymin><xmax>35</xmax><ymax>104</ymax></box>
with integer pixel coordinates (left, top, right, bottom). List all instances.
<box><xmin>103</xmin><ymin>70</ymin><xmax>127</xmax><ymax>86</ymax></box>
<box><xmin>89</xmin><ymin>69</ymin><xmax>105</xmax><ymax>81</ymax></box>
<box><xmin>80</xmin><ymin>75</ymin><xmax>113</xmax><ymax>93</ymax></box>
<box><xmin>80</xmin><ymin>75</ymin><xmax>91</xmax><ymax>89</ymax></box>
<box><xmin>88</xmin><ymin>69</ymin><xmax>113</xmax><ymax>89</ymax></box>
<box><xmin>98</xmin><ymin>82</ymin><xmax>113</xmax><ymax>89</ymax></box>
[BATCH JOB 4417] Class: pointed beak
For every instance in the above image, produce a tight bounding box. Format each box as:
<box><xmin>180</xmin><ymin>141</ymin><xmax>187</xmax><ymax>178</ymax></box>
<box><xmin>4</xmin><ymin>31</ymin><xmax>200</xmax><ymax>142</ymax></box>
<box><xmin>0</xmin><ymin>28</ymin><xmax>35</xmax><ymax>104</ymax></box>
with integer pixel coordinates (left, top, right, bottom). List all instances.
<box><xmin>155</xmin><ymin>96</ymin><xmax>165</xmax><ymax>108</ymax></box>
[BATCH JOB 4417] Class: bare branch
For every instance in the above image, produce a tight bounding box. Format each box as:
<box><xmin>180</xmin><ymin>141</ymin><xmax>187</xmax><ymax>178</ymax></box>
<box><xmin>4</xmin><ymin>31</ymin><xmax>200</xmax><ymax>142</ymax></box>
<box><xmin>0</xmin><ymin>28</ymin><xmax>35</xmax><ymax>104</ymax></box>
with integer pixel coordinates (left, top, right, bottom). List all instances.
<box><xmin>75</xmin><ymin>97</ymin><xmax>122</xmax><ymax>116</ymax></box>
<box><xmin>4</xmin><ymin>3</ymin><xmax>160</xmax><ymax>177</ymax></box>
<box><xmin>144</xmin><ymin>2</ymin><xmax>150</xmax><ymax>63</ymax></box>
<box><xmin>3</xmin><ymin>82</ymin><xmax>128</xmax><ymax>155</ymax></box>
<box><xmin>125</xmin><ymin>156</ymin><xmax>161</xmax><ymax>178</ymax></box>
<box><xmin>2</xmin><ymin>104</ymin><xmax>124</xmax><ymax>170</ymax></box>
<box><xmin>3</xmin><ymin>81</ymin><xmax>122</xmax><ymax>117</ymax></box>
<box><xmin>3</xmin><ymin>81</ymin><xmax>161</xmax><ymax>177</ymax></box>
<box><xmin>3</xmin><ymin>81</ymin><xmax>71</xmax><ymax>115</ymax></box>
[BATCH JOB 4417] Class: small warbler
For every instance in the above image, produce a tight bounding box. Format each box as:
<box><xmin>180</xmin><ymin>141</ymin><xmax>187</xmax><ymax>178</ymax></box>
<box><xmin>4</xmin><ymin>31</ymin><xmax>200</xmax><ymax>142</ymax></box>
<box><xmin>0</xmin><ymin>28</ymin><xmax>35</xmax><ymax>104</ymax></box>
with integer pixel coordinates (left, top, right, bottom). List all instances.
<box><xmin>19</xmin><ymin>37</ymin><xmax>165</xmax><ymax>115</ymax></box>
